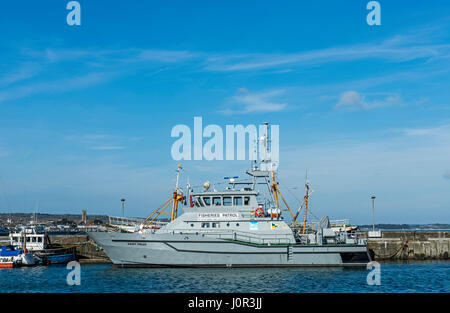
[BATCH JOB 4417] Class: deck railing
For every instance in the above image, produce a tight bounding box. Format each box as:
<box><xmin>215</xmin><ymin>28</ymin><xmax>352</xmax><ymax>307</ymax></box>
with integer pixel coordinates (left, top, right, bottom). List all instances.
<box><xmin>161</xmin><ymin>228</ymin><xmax>294</xmax><ymax>245</ymax></box>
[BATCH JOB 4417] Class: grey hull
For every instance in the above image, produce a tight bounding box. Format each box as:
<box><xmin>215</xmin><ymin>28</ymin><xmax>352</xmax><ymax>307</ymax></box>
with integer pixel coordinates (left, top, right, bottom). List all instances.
<box><xmin>89</xmin><ymin>232</ymin><xmax>371</xmax><ymax>267</ymax></box>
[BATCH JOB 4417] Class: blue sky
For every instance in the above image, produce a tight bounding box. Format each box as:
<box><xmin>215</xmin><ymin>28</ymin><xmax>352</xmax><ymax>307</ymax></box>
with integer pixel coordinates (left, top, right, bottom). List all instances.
<box><xmin>0</xmin><ymin>1</ymin><xmax>449</xmax><ymax>224</ymax></box>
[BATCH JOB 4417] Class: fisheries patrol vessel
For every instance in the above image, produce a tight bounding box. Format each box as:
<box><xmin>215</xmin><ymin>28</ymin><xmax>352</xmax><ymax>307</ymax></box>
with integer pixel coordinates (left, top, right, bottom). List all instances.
<box><xmin>89</xmin><ymin>124</ymin><xmax>371</xmax><ymax>267</ymax></box>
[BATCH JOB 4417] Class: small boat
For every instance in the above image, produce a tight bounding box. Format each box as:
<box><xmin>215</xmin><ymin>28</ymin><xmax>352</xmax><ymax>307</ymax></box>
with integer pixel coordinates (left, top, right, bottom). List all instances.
<box><xmin>0</xmin><ymin>245</ymin><xmax>35</xmax><ymax>268</ymax></box>
<box><xmin>9</xmin><ymin>227</ymin><xmax>76</xmax><ymax>265</ymax></box>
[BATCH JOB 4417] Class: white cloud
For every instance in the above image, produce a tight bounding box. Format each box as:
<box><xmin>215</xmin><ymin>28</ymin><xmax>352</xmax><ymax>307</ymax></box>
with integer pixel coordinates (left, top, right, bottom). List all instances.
<box><xmin>336</xmin><ymin>91</ymin><xmax>367</xmax><ymax>110</ymax></box>
<box><xmin>335</xmin><ymin>91</ymin><xmax>401</xmax><ymax>110</ymax></box>
<box><xmin>221</xmin><ymin>89</ymin><xmax>287</xmax><ymax>114</ymax></box>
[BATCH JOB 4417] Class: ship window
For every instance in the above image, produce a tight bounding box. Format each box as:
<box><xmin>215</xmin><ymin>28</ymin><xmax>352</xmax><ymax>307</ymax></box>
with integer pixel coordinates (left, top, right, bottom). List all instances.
<box><xmin>233</xmin><ymin>197</ymin><xmax>242</xmax><ymax>206</ymax></box>
<box><xmin>190</xmin><ymin>224</ymin><xmax>194</xmax><ymax>227</ymax></box>
<box><xmin>223</xmin><ymin>197</ymin><xmax>232</xmax><ymax>206</ymax></box>
<box><xmin>226</xmin><ymin>223</ymin><xmax>230</xmax><ymax>227</ymax></box>
<box><xmin>236</xmin><ymin>223</ymin><xmax>240</xmax><ymax>227</ymax></box>
<box><xmin>212</xmin><ymin>197</ymin><xmax>221</xmax><ymax>206</ymax></box>
<box><xmin>203</xmin><ymin>197</ymin><xmax>211</xmax><ymax>206</ymax></box>
<box><xmin>212</xmin><ymin>222</ymin><xmax>218</xmax><ymax>228</ymax></box>
<box><xmin>38</xmin><ymin>237</ymin><xmax>42</xmax><ymax>242</ymax></box>
<box><xmin>26</xmin><ymin>237</ymin><xmax>31</xmax><ymax>242</ymax></box>
<box><xmin>32</xmin><ymin>237</ymin><xmax>36</xmax><ymax>242</ymax></box>
<box><xmin>244</xmin><ymin>196</ymin><xmax>250</xmax><ymax>205</ymax></box>
<box><xmin>201</xmin><ymin>222</ymin><xmax>210</xmax><ymax>228</ymax></box>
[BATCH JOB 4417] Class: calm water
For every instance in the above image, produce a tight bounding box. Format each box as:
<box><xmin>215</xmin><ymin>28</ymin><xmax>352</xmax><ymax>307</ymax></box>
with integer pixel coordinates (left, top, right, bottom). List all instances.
<box><xmin>0</xmin><ymin>261</ymin><xmax>448</xmax><ymax>293</ymax></box>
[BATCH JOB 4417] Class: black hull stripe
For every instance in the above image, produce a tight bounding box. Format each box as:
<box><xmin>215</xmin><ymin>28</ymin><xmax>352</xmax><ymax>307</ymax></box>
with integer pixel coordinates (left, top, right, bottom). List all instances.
<box><xmin>111</xmin><ymin>239</ymin><xmax>367</xmax><ymax>249</ymax></box>
<box><xmin>112</xmin><ymin>263</ymin><xmax>368</xmax><ymax>268</ymax></box>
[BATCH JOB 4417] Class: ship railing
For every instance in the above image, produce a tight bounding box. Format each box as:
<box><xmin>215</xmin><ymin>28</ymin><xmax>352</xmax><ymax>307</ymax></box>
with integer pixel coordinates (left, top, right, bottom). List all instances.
<box><xmin>169</xmin><ymin>229</ymin><xmax>294</xmax><ymax>245</ymax></box>
<box><xmin>295</xmin><ymin>230</ymin><xmax>366</xmax><ymax>245</ymax></box>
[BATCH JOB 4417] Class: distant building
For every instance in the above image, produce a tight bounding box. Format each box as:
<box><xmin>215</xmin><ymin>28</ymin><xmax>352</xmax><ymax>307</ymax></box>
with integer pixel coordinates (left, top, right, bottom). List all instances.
<box><xmin>81</xmin><ymin>210</ymin><xmax>87</xmax><ymax>224</ymax></box>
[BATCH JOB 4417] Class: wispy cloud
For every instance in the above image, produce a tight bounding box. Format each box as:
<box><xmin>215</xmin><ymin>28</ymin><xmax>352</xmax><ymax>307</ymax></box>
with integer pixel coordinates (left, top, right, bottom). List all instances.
<box><xmin>23</xmin><ymin>48</ymin><xmax>198</xmax><ymax>65</ymax></box>
<box><xmin>0</xmin><ymin>47</ymin><xmax>201</xmax><ymax>104</ymax></box>
<box><xmin>0</xmin><ymin>72</ymin><xmax>117</xmax><ymax>104</ymax></box>
<box><xmin>0</xmin><ymin>62</ymin><xmax>41</xmax><ymax>87</ymax></box>
<box><xmin>91</xmin><ymin>146</ymin><xmax>125</xmax><ymax>151</ymax></box>
<box><xmin>394</xmin><ymin>124</ymin><xmax>450</xmax><ymax>137</ymax></box>
<box><xmin>203</xmin><ymin>34</ymin><xmax>450</xmax><ymax>72</ymax></box>
<box><xmin>335</xmin><ymin>91</ymin><xmax>401</xmax><ymax>111</ymax></box>
<box><xmin>65</xmin><ymin>133</ymin><xmax>143</xmax><ymax>152</ymax></box>
<box><xmin>220</xmin><ymin>88</ymin><xmax>287</xmax><ymax>114</ymax></box>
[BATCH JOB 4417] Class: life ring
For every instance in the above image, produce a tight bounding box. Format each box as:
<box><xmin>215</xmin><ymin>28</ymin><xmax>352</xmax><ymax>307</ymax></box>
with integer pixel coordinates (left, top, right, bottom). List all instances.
<box><xmin>255</xmin><ymin>208</ymin><xmax>264</xmax><ymax>217</ymax></box>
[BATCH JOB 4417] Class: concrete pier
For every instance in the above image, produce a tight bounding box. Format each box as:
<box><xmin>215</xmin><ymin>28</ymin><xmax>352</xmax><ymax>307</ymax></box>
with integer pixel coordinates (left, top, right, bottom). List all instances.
<box><xmin>364</xmin><ymin>231</ymin><xmax>450</xmax><ymax>260</ymax></box>
<box><xmin>48</xmin><ymin>235</ymin><xmax>111</xmax><ymax>263</ymax></box>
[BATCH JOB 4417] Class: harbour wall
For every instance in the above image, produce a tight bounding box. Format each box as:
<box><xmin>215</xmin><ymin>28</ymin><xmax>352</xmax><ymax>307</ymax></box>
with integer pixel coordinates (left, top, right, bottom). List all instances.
<box><xmin>48</xmin><ymin>235</ymin><xmax>111</xmax><ymax>263</ymax></box>
<box><xmin>363</xmin><ymin>231</ymin><xmax>450</xmax><ymax>260</ymax></box>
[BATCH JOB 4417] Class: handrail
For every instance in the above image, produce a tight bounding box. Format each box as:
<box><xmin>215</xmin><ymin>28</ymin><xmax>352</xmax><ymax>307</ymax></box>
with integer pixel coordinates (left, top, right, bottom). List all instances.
<box><xmin>162</xmin><ymin>228</ymin><xmax>294</xmax><ymax>244</ymax></box>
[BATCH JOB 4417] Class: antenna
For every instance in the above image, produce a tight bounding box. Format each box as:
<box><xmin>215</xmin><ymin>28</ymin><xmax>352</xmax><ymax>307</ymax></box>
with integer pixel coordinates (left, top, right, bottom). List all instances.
<box><xmin>175</xmin><ymin>164</ymin><xmax>183</xmax><ymax>193</ymax></box>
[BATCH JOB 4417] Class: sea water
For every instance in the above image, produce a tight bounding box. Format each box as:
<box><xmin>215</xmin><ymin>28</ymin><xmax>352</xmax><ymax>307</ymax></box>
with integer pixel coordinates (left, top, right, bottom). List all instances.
<box><xmin>0</xmin><ymin>261</ymin><xmax>448</xmax><ymax>293</ymax></box>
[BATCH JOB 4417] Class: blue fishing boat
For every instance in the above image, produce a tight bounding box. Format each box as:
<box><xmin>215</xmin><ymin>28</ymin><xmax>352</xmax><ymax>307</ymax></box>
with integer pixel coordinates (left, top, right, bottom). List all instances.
<box><xmin>0</xmin><ymin>245</ymin><xmax>36</xmax><ymax>268</ymax></box>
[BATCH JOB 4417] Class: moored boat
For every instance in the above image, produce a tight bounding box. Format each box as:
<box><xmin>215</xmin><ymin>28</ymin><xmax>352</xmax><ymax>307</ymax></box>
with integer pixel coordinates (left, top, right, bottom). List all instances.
<box><xmin>0</xmin><ymin>245</ymin><xmax>35</xmax><ymax>268</ymax></box>
<box><xmin>9</xmin><ymin>227</ymin><xmax>76</xmax><ymax>265</ymax></box>
<box><xmin>90</xmin><ymin>123</ymin><xmax>372</xmax><ymax>267</ymax></box>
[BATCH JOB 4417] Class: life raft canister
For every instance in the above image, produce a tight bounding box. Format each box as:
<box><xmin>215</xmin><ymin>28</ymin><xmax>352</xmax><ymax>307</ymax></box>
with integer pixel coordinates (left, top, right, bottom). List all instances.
<box><xmin>255</xmin><ymin>207</ymin><xmax>264</xmax><ymax>217</ymax></box>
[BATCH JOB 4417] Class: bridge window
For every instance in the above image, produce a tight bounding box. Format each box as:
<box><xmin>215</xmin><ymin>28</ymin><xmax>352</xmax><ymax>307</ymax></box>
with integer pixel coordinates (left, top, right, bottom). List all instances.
<box><xmin>212</xmin><ymin>197</ymin><xmax>222</xmax><ymax>206</ymax></box>
<box><xmin>244</xmin><ymin>196</ymin><xmax>250</xmax><ymax>205</ymax></box>
<box><xmin>223</xmin><ymin>197</ymin><xmax>232</xmax><ymax>206</ymax></box>
<box><xmin>233</xmin><ymin>197</ymin><xmax>242</xmax><ymax>206</ymax></box>
<box><xmin>203</xmin><ymin>197</ymin><xmax>211</xmax><ymax>206</ymax></box>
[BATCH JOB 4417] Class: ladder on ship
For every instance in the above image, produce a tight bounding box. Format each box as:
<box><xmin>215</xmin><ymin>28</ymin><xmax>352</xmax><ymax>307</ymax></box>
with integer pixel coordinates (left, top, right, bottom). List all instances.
<box><xmin>287</xmin><ymin>245</ymin><xmax>294</xmax><ymax>262</ymax></box>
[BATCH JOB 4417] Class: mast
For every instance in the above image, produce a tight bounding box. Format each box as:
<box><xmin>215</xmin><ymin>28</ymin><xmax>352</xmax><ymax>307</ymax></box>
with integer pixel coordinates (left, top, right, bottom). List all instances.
<box><xmin>170</xmin><ymin>164</ymin><xmax>185</xmax><ymax>221</ymax></box>
<box><xmin>302</xmin><ymin>180</ymin><xmax>310</xmax><ymax>234</ymax></box>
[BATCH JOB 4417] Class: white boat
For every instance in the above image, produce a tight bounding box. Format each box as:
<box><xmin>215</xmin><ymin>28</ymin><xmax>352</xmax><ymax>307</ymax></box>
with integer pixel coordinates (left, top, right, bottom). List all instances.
<box><xmin>9</xmin><ymin>227</ymin><xmax>76</xmax><ymax>264</ymax></box>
